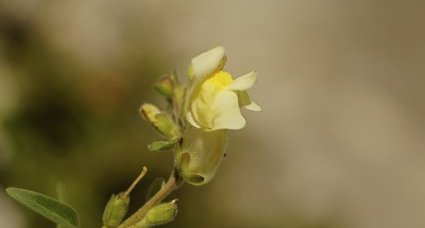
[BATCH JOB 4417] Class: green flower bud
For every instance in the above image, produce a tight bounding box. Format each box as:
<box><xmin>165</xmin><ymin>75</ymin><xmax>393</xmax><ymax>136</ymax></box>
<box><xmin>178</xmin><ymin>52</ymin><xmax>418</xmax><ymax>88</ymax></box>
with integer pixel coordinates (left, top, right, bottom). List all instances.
<box><xmin>139</xmin><ymin>103</ymin><xmax>180</xmax><ymax>139</ymax></box>
<box><xmin>140</xmin><ymin>103</ymin><xmax>161</xmax><ymax>122</ymax></box>
<box><xmin>102</xmin><ymin>193</ymin><xmax>129</xmax><ymax>227</ymax></box>
<box><xmin>175</xmin><ymin>125</ymin><xmax>228</xmax><ymax>186</ymax></box>
<box><xmin>155</xmin><ymin>113</ymin><xmax>180</xmax><ymax>139</ymax></box>
<box><xmin>134</xmin><ymin>200</ymin><xmax>178</xmax><ymax>227</ymax></box>
<box><xmin>154</xmin><ymin>76</ymin><xmax>174</xmax><ymax>97</ymax></box>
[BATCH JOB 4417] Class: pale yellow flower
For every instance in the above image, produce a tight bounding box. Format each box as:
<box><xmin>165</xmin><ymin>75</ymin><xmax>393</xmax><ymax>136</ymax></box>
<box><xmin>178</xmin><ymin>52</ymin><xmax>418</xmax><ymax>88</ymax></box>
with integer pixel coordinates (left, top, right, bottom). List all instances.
<box><xmin>176</xmin><ymin>46</ymin><xmax>261</xmax><ymax>186</ymax></box>
<box><xmin>175</xmin><ymin>124</ymin><xmax>228</xmax><ymax>185</ymax></box>
<box><xmin>185</xmin><ymin>46</ymin><xmax>261</xmax><ymax>131</ymax></box>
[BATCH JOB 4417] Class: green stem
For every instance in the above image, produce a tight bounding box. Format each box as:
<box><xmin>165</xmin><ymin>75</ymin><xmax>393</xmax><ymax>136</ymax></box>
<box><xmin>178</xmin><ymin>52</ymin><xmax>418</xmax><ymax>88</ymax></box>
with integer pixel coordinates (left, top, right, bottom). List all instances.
<box><xmin>117</xmin><ymin>172</ymin><xmax>178</xmax><ymax>228</ymax></box>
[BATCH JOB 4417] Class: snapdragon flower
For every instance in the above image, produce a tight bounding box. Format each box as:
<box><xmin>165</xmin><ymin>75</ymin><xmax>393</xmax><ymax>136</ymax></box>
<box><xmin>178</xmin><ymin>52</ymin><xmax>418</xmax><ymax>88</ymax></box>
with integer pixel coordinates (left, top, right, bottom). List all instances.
<box><xmin>176</xmin><ymin>46</ymin><xmax>261</xmax><ymax>185</ymax></box>
<box><xmin>185</xmin><ymin>46</ymin><xmax>261</xmax><ymax>131</ymax></box>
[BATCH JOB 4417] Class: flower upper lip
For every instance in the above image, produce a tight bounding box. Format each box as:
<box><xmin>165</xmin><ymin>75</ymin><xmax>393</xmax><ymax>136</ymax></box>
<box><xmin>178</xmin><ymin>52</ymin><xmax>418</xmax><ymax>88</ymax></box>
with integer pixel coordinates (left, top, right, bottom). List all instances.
<box><xmin>185</xmin><ymin>46</ymin><xmax>261</xmax><ymax>131</ymax></box>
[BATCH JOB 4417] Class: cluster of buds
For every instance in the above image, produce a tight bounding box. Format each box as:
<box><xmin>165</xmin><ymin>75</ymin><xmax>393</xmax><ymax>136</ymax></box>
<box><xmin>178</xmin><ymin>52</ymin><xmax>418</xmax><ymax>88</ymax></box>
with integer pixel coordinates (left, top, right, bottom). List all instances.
<box><xmin>103</xmin><ymin>194</ymin><xmax>178</xmax><ymax>228</ymax></box>
<box><xmin>102</xmin><ymin>167</ymin><xmax>178</xmax><ymax>228</ymax></box>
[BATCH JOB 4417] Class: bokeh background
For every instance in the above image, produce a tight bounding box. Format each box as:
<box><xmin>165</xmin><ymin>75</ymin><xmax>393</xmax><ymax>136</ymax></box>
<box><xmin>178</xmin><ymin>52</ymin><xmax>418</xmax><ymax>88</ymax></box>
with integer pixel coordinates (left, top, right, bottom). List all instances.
<box><xmin>1</xmin><ymin>0</ymin><xmax>425</xmax><ymax>227</ymax></box>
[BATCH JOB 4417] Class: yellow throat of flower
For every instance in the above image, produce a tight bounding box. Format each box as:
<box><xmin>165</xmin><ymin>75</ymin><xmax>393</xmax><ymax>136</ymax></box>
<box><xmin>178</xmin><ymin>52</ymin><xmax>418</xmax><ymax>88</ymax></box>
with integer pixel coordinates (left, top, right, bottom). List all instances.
<box><xmin>204</xmin><ymin>71</ymin><xmax>233</xmax><ymax>90</ymax></box>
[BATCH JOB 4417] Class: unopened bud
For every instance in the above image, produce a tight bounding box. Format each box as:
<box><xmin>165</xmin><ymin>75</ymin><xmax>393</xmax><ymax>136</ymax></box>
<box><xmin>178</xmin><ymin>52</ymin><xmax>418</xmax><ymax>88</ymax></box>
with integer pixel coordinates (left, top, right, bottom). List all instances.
<box><xmin>154</xmin><ymin>113</ymin><xmax>180</xmax><ymax>139</ymax></box>
<box><xmin>154</xmin><ymin>76</ymin><xmax>174</xmax><ymax>97</ymax></box>
<box><xmin>103</xmin><ymin>167</ymin><xmax>147</xmax><ymax>227</ymax></box>
<box><xmin>102</xmin><ymin>193</ymin><xmax>129</xmax><ymax>227</ymax></box>
<box><xmin>140</xmin><ymin>103</ymin><xmax>180</xmax><ymax>139</ymax></box>
<box><xmin>140</xmin><ymin>103</ymin><xmax>161</xmax><ymax>123</ymax></box>
<box><xmin>135</xmin><ymin>200</ymin><xmax>178</xmax><ymax>227</ymax></box>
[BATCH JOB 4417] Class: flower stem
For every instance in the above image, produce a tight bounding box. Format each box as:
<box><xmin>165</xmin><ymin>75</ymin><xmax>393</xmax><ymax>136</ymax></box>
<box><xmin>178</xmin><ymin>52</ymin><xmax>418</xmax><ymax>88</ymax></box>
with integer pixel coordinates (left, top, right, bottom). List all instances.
<box><xmin>117</xmin><ymin>171</ymin><xmax>178</xmax><ymax>228</ymax></box>
<box><xmin>123</xmin><ymin>166</ymin><xmax>148</xmax><ymax>199</ymax></box>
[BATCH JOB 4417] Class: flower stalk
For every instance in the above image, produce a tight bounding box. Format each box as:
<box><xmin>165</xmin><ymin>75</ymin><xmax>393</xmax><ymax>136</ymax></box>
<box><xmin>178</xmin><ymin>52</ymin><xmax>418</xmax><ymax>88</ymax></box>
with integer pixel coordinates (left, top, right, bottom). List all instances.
<box><xmin>104</xmin><ymin>46</ymin><xmax>260</xmax><ymax>227</ymax></box>
<box><xmin>117</xmin><ymin>171</ymin><xmax>179</xmax><ymax>228</ymax></box>
<box><xmin>5</xmin><ymin>46</ymin><xmax>261</xmax><ymax>228</ymax></box>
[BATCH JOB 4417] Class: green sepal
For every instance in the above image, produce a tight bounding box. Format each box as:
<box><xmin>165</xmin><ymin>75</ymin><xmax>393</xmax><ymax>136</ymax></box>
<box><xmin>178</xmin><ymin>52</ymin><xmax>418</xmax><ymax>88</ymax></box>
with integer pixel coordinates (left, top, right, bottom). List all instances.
<box><xmin>147</xmin><ymin>139</ymin><xmax>178</xmax><ymax>152</ymax></box>
<box><xmin>153</xmin><ymin>75</ymin><xmax>174</xmax><ymax>97</ymax></box>
<box><xmin>6</xmin><ymin>187</ymin><xmax>80</xmax><ymax>228</ymax></box>
<box><xmin>102</xmin><ymin>192</ymin><xmax>130</xmax><ymax>228</ymax></box>
<box><xmin>134</xmin><ymin>200</ymin><xmax>178</xmax><ymax>227</ymax></box>
<box><xmin>174</xmin><ymin>85</ymin><xmax>185</xmax><ymax>115</ymax></box>
<box><xmin>154</xmin><ymin>113</ymin><xmax>180</xmax><ymax>139</ymax></box>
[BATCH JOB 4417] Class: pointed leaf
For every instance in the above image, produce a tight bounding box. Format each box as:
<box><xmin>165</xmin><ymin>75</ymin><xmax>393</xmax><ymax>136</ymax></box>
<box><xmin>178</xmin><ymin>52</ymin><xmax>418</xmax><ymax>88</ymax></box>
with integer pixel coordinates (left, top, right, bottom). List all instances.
<box><xmin>147</xmin><ymin>140</ymin><xmax>177</xmax><ymax>152</ymax></box>
<box><xmin>6</xmin><ymin>187</ymin><xmax>80</xmax><ymax>228</ymax></box>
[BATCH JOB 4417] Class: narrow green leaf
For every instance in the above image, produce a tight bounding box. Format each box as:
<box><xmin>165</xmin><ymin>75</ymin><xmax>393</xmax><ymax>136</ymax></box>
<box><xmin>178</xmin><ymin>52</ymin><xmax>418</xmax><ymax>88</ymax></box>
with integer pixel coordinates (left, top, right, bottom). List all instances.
<box><xmin>6</xmin><ymin>187</ymin><xmax>80</xmax><ymax>228</ymax></box>
<box><xmin>147</xmin><ymin>140</ymin><xmax>177</xmax><ymax>152</ymax></box>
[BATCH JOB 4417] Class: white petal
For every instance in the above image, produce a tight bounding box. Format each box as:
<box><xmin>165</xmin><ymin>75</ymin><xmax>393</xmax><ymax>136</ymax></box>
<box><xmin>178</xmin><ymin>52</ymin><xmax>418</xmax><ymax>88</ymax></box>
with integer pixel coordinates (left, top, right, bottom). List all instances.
<box><xmin>245</xmin><ymin>101</ymin><xmax>262</xmax><ymax>111</ymax></box>
<box><xmin>185</xmin><ymin>47</ymin><xmax>227</xmax><ymax>116</ymax></box>
<box><xmin>237</xmin><ymin>91</ymin><xmax>261</xmax><ymax>112</ymax></box>
<box><xmin>190</xmin><ymin>89</ymin><xmax>215</xmax><ymax>129</ymax></box>
<box><xmin>186</xmin><ymin>111</ymin><xmax>201</xmax><ymax>128</ymax></box>
<box><xmin>190</xmin><ymin>87</ymin><xmax>247</xmax><ymax>131</ymax></box>
<box><xmin>228</xmin><ymin>71</ymin><xmax>257</xmax><ymax>91</ymax></box>
<box><xmin>209</xmin><ymin>90</ymin><xmax>246</xmax><ymax>131</ymax></box>
<box><xmin>189</xmin><ymin>46</ymin><xmax>226</xmax><ymax>83</ymax></box>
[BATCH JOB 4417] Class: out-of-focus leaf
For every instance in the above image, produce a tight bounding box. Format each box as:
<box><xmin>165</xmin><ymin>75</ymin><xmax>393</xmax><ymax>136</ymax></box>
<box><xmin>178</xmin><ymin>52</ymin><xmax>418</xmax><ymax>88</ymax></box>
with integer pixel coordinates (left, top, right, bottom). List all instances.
<box><xmin>56</xmin><ymin>183</ymin><xmax>67</xmax><ymax>228</ymax></box>
<box><xmin>56</xmin><ymin>183</ymin><xmax>66</xmax><ymax>203</ymax></box>
<box><xmin>154</xmin><ymin>75</ymin><xmax>175</xmax><ymax>97</ymax></box>
<box><xmin>145</xmin><ymin>178</ymin><xmax>165</xmax><ymax>201</ymax></box>
<box><xmin>6</xmin><ymin>187</ymin><xmax>80</xmax><ymax>228</ymax></box>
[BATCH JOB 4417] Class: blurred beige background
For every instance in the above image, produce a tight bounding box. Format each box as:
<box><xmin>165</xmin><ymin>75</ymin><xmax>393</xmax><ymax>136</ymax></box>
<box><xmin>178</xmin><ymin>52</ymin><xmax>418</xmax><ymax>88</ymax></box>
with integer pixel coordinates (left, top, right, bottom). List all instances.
<box><xmin>1</xmin><ymin>0</ymin><xmax>425</xmax><ymax>227</ymax></box>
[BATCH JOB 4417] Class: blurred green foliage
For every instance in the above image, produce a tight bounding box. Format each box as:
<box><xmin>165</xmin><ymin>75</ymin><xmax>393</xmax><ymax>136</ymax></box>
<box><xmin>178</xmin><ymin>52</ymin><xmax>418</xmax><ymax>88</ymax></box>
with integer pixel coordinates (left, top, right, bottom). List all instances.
<box><xmin>0</xmin><ymin>10</ymin><xmax>173</xmax><ymax>227</ymax></box>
